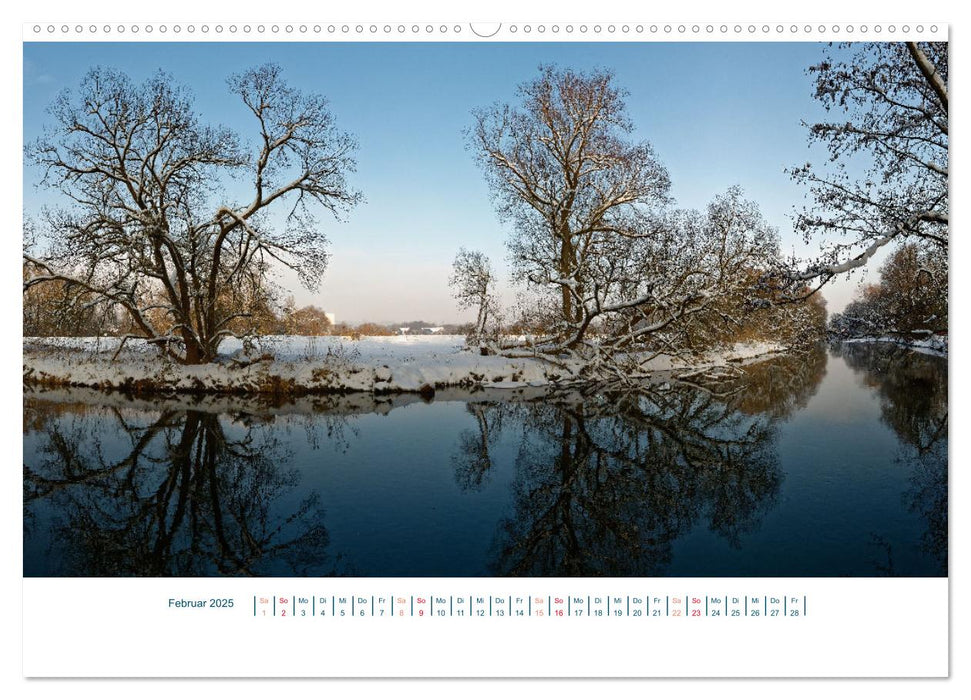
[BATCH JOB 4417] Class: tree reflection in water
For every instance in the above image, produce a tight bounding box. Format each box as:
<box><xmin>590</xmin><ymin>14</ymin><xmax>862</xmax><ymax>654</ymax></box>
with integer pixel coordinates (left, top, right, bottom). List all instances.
<box><xmin>835</xmin><ymin>342</ymin><xmax>948</xmax><ymax>573</ymax></box>
<box><xmin>450</xmin><ymin>348</ymin><xmax>828</xmax><ymax>576</ymax></box>
<box><xmin>24</xmin><ymin>406</ymin><xmax>336</xmax><ymax>576</ymax></box>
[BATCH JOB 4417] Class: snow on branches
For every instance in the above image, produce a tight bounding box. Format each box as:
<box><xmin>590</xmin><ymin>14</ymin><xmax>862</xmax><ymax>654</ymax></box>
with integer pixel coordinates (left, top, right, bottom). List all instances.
<box><xmin>24</xmin><ymin>64</ymin><xmax>360</xmax><ymax>364</ymax></box>
<box><xmin>469</xmin><ymin>66</ymin><xmax>826</xmax><ymax>380</ymax></box>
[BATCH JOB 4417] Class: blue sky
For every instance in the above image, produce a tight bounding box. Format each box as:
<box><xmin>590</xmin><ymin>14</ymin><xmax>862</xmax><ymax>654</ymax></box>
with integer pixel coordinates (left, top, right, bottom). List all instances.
<box><xmin>23</xmin><ymin>41</ymin><xmax>871</xmax><ymax>323</ymax></box>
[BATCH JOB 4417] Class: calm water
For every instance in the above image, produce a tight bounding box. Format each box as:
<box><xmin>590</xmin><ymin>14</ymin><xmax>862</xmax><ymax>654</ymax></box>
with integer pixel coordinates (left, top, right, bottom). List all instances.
<box><xmin>23</xmin><ymin>343</ymin><xmax>947</xmax><ymax>577</ymax></box>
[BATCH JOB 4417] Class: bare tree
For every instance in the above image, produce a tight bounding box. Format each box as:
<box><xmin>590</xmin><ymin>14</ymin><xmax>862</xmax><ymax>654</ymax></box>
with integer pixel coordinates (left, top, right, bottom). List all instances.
<box><xmin>789</xmin><ymin>42</ymin><xmax>947</xmax><ymax>286</ymax></box>
<box><xmin>448</xmin><ymin>247</ymin><xmax>496</xmax><ymax>346</ymax></box>
<box><xmin>470</xmin><ymin>65</ymin><xmax>671</xmax><ymax>345</ymax></box>
<box><xmin>24</xmin><ymin>64</ymin><xmax>360</xmax><ymax>364</ymax></box>
<box><xmin>470</xmin><ymin>67</ymin><xmax>813</xmax><ymax>377</ymax></box>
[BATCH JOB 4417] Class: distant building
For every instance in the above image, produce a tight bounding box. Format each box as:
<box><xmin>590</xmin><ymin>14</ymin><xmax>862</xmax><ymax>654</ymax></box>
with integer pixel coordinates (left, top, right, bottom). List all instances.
<box><xmin>398</xmin><ymin>327</ymin><xmax>411</xmax><ymax>335</ymax></box>
<box><xmin>421</xmin><ymin>327</ymin><xmax>444</xmax><ymax>335</ymax></box>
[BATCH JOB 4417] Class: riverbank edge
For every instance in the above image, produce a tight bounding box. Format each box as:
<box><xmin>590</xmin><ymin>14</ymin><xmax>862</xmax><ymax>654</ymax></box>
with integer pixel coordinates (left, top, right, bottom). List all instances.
<box><xmin>840</xmin><ymin>334</ymin><xmax>948</xmax><ymax>357</ymax></box>
<box><xmin>23</xmin><ymin>336</ymin><xmax>787</xmax><ymax>400</ymax></box>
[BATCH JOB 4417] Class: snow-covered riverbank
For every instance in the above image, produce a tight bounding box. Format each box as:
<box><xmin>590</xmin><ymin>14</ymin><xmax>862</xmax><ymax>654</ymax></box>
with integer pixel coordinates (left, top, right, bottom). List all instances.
<box><xmin>23</xmin><ymin>334</ymin><xmax>786</xmax><ymax>396</ymax></box>
<box><xmin>842</xmin><ymin>334</ymin><xmax>948</xmax><ymax>357</ymax></box>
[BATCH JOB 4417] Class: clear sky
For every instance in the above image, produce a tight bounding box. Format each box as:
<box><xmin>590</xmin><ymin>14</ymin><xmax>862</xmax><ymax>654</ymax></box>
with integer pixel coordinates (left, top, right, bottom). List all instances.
<box><xmin>23</xmin><ymin>41</ymin><xmax>878</xmax><ymax>324</ymax></box>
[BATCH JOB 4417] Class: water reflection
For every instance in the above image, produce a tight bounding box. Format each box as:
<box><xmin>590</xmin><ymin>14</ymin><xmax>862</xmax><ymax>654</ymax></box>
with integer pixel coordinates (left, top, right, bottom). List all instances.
<box><xmin>480</xmin><ymin>350</ymin><xmax>827</xmax><ymax>576</ymax></box>
<box><xmin>835</xmin><ymin>342</ymin><xmax>948</xmax><ymax>573</ymax></box>
<box><xmin>24</xmin><ymin>406</ymin><xmax>335</xmax><ymax>576</ymax></box>
<box><xmin>23</xmin><ymin>343</ymin><xmax>946</xmax><ymax>577</ymax></box>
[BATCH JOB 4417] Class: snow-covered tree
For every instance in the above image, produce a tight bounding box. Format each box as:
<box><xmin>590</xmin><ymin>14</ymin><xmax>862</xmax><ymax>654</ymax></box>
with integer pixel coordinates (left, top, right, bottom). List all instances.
<box><xmin>449</xmin><ymin>247</ymin><xmax>497</xmax><ymax>346</ymax></box>
<box><xmin>469</xmin><ymin>65</ymin><xmax>671</xmax><ymax>345</ymax></box>
<box><xmin>790</xmin><ymin>42</ymin><xmax>947</xmax><ymax>285</ymax></box>
<box><xmin>827</xmin><ymin>242</ymin><xmax>947</xmax><ymax>340</ymax></box>
<box><xmin>470</xmin><ymin>67</ymin><xmax>813</xmax><ymax>376</ymax></box>
<box><xmin>24</xmin><ymin>64</ymin><xmax>360</xmax><ymax>364</ymax></box>
<box><xmin>876</xmin><ymin>243</ymin><xmax>947</xmax><ymax>335</ymax></box>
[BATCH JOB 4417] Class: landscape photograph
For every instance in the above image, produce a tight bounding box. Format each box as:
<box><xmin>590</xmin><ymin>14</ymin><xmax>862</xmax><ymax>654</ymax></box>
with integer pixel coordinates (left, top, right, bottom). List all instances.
<box><xmin>22</xmin><ymin>40</ymin><xmax>947</xmax><ymax>577</ymax></box>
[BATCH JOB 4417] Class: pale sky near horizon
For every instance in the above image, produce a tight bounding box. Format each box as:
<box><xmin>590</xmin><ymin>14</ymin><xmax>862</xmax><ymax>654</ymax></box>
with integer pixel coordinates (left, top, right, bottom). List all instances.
<box><xmin>23</xmin><ymin>41</ymin><xmax>887</xmax><ymax>324</ymax></box>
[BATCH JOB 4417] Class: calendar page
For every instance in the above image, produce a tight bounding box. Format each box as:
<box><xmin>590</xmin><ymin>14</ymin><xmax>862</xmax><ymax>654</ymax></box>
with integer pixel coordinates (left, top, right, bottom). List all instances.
<box><xmin>15</xmin><ymin>4</ymin><xmax>953</xmax><ymax>687</ymax></box>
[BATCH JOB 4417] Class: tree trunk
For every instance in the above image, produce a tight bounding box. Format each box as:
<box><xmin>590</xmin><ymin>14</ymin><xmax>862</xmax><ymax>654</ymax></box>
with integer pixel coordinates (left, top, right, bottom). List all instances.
<box><xmin>906</xmin><ymin>42</ymin><xmax>948</xmax><ymax>112</ymax></box>
<box><xmin>182</xmin><ymin>328</ymin><xmax>204</xmax><ymax>364</ymax></box>
<box><xmin>476</xmin><ymin>300</ymin><xmax>488</xmax><ymax>340</ymax></box>
<box><xmin>559</xmin><ymin>233</ymin><xmax>574</xmax><ymax>325</ymax></box>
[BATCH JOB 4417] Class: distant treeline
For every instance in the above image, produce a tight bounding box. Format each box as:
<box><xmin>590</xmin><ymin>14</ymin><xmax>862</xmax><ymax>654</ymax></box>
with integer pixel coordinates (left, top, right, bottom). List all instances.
<box><xmin>828</xmin><ymin>243</ymin><xmax>947</xmax><ymax>341</ymax></box>
<box><xmin>22</xmin><ymin>277</ymin><xmax>468</xmax><ymax>338</ymax></box>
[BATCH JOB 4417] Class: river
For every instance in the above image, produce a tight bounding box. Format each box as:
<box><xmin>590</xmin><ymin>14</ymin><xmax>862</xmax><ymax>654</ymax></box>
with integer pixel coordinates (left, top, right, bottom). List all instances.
<box><xmin>23</xmin><ymin>343</ymin><xmax>946</xmax><ymax>577</ymax></box>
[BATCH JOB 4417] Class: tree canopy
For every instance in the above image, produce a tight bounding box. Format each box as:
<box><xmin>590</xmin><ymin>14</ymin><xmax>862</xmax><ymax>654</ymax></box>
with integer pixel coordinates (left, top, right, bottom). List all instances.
<box><xmin>470</xmin><ymin>65</ymin><xmax>671</xmax><ymax>335</ymax></box>
<box><xmin>791</xmin><ymin>42</ymin><xmax>947</xmax><ymax>284</ymax></box>
<box><xmin>24</xmin><ymin>64</ymin><xmax>360</xmax><ymax>363</ymax></box>
<box><xmin>470</xmin><ymin>65</ymin><xmax>825</xmax><ymax>374</ymax></box>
